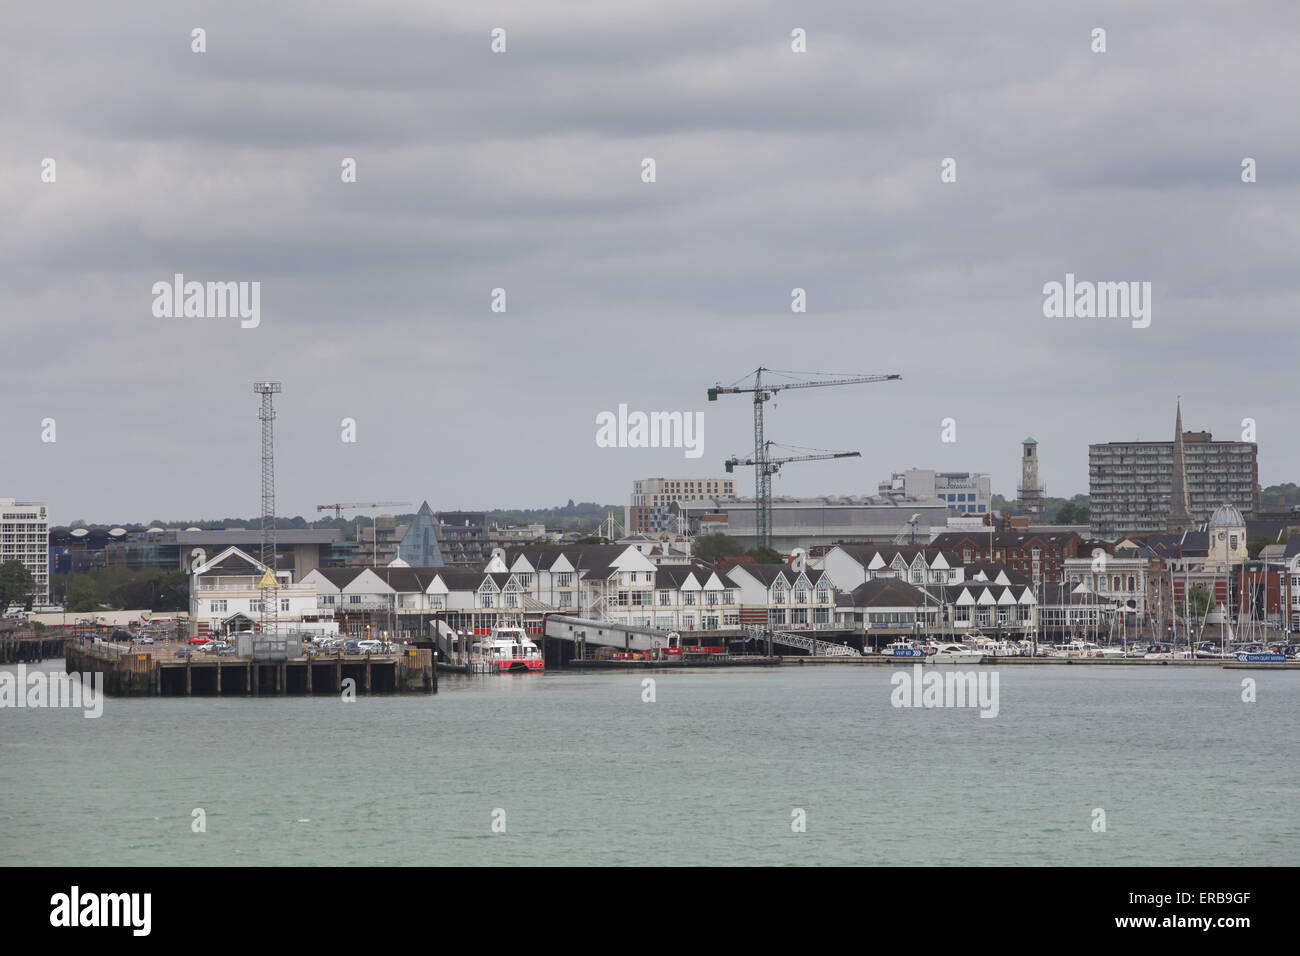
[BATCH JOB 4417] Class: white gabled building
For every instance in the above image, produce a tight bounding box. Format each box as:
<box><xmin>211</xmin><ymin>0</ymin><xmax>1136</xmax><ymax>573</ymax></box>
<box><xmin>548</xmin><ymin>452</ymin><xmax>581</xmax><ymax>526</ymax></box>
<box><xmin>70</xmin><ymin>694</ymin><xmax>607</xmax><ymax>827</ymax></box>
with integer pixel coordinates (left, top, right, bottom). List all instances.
<box><xmin>190</xmin><ymin>546</ymin><xmax>329</xmax><ymax>637</ymax></box>
<box><xmin>816</xmin><ymin>545</ymin><xmax>961</xmax><ymax>592</ymax></box>
<box><xmin>725</xmin><ymin>562</ymin><xmax>835</xmax><ymax>628</ymax></box>
<box><xmin>642</xmin><ymin>565</ymin><xmax>741</xmax><ymax>631</ymax></box>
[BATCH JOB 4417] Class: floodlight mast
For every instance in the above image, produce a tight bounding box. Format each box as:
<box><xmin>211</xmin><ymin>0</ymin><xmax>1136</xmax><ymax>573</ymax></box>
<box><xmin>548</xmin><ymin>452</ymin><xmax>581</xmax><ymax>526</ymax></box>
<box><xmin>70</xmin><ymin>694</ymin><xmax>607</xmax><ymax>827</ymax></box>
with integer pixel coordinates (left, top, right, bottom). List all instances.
<box><xmin>253</xmin><ymin>381</ymin><xmax>281</xmax><ymax>638</ymax></box>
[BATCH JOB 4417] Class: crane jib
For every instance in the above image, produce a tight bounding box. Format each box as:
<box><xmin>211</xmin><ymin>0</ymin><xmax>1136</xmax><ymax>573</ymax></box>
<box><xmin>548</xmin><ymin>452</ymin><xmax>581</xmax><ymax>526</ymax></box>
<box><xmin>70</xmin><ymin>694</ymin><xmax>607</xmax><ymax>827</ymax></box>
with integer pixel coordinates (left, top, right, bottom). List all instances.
<box><xmin>706</xmin><ymin>369</ymin><xmax>900</xmax><ymax>549</ymax></box>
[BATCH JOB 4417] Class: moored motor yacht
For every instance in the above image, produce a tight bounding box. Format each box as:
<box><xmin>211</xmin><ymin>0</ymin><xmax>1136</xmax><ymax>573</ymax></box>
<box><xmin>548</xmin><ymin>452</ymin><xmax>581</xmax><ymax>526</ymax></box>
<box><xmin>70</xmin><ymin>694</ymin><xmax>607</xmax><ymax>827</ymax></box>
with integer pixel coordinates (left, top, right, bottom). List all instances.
<box><xmin>928</xmin><ymin>642</ymin><xmax>984</xmax><ymax>664</ymax></box>
<box><xmin>1050</xmin><ymin>641</ymin><xmax>1094</xmax><ymax>658</ymax></box>
<box><xmin>978</xmin><ymin>639</ymin><xmax>1023</xmax><ymax>657</ymax></box>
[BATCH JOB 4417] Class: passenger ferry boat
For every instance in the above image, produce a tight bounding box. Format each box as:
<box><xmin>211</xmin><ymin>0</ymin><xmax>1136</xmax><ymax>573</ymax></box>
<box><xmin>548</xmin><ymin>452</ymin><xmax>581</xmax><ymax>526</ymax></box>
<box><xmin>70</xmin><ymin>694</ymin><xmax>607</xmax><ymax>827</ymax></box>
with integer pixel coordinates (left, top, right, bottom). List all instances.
<box><xmin>470</xmin><ymin>623</ymin><xmax>545</xmax><ymax>674</ymax></box>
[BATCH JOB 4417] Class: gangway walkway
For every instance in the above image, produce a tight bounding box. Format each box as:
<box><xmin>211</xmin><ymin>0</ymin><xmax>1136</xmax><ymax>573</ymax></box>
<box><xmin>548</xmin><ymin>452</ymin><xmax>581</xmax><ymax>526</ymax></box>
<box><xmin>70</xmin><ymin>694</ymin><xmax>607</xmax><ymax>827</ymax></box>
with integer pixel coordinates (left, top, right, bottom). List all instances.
<box><xmin>745</xmin><ymin>625</ymin><xmax>860</xmax><ymax>657</ymax></box>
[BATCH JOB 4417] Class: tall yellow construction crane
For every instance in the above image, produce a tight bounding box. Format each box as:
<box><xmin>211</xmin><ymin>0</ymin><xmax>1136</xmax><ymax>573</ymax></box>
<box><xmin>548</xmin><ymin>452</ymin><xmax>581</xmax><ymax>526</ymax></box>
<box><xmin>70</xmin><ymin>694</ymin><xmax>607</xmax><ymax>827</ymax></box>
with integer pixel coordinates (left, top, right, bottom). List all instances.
<box><xmin>708</xmin><ymin>368</ymin><xmax>900</xmax><ymax>549</ymax></box>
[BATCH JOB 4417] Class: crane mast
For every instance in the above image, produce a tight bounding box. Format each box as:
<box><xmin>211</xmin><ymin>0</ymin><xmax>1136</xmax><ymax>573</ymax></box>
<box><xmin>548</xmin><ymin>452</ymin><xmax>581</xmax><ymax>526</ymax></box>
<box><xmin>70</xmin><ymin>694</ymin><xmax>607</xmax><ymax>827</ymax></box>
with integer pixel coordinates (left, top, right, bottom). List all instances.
<box><xmin>709</xmin><ymin>367</ymin><xmax>900</xmax><ymax>550</ymax></box>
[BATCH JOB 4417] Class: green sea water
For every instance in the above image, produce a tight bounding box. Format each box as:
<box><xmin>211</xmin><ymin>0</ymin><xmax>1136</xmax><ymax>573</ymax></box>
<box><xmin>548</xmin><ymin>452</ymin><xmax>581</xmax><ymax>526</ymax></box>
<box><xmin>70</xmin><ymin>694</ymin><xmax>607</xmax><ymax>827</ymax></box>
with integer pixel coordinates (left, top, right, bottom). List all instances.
<box><xmin>2</xmin><ymin>659</ymin><xmax>1295</xmax><ymax>866</ymax></box>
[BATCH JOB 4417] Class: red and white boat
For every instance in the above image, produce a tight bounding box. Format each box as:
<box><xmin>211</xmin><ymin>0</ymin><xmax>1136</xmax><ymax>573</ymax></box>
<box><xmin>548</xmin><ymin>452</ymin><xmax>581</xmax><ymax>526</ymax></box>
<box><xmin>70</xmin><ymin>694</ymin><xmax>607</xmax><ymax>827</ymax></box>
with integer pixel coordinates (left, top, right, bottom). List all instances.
<box><xmin>471</xmin><ymin>624</ymin><xmax>545</xmax><ymax>673</ymax></box>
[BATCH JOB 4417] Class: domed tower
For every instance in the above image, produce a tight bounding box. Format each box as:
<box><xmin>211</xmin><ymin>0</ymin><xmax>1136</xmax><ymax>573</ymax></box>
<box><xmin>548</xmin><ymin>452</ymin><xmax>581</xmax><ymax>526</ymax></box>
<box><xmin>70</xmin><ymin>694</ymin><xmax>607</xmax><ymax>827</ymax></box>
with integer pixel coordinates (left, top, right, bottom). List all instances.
<box><xmin>1205</xmin><ymin>503</ymin><xmax>1247</xmax><ymax>571</ymax></box>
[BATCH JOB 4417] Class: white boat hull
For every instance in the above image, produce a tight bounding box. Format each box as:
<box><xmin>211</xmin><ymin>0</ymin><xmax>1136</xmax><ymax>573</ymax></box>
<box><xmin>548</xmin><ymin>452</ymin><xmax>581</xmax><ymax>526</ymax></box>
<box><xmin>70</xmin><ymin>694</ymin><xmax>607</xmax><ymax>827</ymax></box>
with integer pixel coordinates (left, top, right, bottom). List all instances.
<box><xmin>930</xmin><ymin>651</ymin><xmax>984</xmax><ymax>664</ymax></box>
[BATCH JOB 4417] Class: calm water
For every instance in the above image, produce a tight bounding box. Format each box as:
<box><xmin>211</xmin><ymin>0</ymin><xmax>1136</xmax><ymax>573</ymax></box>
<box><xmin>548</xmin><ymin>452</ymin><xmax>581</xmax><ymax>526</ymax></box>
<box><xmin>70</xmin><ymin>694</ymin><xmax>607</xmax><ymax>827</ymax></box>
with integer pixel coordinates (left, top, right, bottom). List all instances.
<box><xmin>2</xmin><ymin>659</ymin><xmax>1296</xmax><ymax>866</ymax></box>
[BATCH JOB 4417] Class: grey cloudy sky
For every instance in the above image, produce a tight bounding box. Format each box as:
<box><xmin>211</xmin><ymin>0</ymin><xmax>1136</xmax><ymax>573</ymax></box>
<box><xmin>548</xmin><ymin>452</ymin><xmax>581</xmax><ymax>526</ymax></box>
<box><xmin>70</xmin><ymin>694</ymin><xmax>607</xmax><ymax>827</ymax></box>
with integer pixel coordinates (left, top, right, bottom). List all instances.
<box><xmin>3</xmin><ymin>1</ymin><xmax>1298</xmax><ymax>526</ymax></box>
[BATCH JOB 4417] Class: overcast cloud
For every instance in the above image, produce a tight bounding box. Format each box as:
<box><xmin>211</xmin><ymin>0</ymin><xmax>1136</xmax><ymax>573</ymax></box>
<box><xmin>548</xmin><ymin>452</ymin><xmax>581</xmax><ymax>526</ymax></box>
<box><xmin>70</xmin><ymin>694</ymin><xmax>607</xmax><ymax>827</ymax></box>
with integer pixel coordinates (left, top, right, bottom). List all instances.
<box><xmin>3</xmin><ymin>1</ymin><xmax>1298</xmax><ymax>525</ymax></box>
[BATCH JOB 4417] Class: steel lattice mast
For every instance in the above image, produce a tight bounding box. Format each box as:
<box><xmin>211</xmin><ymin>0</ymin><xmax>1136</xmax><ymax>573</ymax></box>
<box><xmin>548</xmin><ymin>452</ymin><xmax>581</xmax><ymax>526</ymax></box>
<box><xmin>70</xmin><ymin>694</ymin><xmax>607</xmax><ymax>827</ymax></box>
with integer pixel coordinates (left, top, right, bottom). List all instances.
<box><xmin>254</xmin><ymin>381</ymin><xmax>281</xmax><ymax>637</ymax></box>
<box><xmin>709</xmin><ymin>367</ymin><xmax>901</xmax><ymax>550</ymax></box>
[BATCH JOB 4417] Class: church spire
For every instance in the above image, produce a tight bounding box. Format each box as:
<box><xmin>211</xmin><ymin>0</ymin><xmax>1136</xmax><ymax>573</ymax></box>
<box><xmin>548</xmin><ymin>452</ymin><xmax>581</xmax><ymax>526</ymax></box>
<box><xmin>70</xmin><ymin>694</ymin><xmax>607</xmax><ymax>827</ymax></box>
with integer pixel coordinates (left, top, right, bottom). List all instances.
<box><xmin>1167</xmin><ymin>398</ymin><xmax>1193</xmax><ymax>531</ymax></box>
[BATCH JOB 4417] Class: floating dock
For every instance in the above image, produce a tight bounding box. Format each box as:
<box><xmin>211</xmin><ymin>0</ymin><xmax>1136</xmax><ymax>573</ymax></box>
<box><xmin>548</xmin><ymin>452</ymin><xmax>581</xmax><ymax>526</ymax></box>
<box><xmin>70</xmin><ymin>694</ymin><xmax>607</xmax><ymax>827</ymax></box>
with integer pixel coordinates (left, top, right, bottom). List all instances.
<box><xmin>567</xmin><ymin>655</ymin><xmax>782</xmax><ymax>670</ymax></box>
<box><xmin>787</xmin><ymin>654</ymin><xmax>1299</xmax><ymax>668</ymax></box>
<box><xmin>63</xmin><ymin>641</ymin><xmax>436</xmax><ymax>696</ymax></box>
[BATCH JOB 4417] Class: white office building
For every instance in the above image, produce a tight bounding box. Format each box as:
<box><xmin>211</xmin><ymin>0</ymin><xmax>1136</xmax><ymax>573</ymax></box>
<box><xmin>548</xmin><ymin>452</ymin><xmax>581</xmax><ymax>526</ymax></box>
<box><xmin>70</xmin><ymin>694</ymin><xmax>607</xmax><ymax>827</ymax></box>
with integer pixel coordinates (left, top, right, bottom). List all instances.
<box><xmin>1</xmin><ymin>498</ymin><xmax>49</xmax><ymax>606</ymax></box>
<box><xmin>879</xmin><ymin>469</ymin><xmax>992</xmax><ymax>515</ymax></box>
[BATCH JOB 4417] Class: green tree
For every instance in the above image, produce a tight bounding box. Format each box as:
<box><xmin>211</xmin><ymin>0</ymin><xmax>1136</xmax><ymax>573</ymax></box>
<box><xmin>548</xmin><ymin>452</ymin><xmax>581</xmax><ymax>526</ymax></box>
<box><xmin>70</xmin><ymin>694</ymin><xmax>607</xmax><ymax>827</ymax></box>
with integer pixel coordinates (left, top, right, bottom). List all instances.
<box><xmin>66</xmin><ymin>582</ymin><xmax>99</xmax><ymax>613</ymax></box>
<box><xmin>0</xmin><ymin>561</ymin><xmax>35</xmax><ymax>615</ymax></box>
<box><xmin>745</xmin><ymin>546</ymin><xmax>783</xmax><ymax>564</ymax></box>
<box><xmin>694</xmin><ymin>533</ymin><xmax>746</xmax><ymax>564</ymax></box>
<box><xmin>1186</xmin><ymin>585</ymin><xmax>1213</xmax><ymax>619</ymax></box>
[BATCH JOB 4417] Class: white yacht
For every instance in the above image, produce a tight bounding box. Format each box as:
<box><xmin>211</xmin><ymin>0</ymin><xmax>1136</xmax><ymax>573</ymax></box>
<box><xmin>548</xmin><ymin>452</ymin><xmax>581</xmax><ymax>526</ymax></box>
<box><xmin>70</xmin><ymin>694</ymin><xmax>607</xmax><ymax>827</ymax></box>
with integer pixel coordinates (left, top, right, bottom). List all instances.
<box><xmin>1050</xmin><ymin>641</ymin><xmax>1094</xmax><ymax>658</ymax></box>
<box><xmin>928</xmin><ymin>642</ymin><xmax>984</xmax><ymax>664</ymax></box>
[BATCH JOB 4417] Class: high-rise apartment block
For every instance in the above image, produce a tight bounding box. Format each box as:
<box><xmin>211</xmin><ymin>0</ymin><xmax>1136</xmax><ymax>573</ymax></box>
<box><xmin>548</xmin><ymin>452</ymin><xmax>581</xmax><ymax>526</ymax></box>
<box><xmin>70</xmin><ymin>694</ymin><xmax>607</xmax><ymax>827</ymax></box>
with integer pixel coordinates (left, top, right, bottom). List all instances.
<box><xmin>1088</xmin><ymin>402</ymin><xmax>1258</xmax><ymax>537</ymax></box>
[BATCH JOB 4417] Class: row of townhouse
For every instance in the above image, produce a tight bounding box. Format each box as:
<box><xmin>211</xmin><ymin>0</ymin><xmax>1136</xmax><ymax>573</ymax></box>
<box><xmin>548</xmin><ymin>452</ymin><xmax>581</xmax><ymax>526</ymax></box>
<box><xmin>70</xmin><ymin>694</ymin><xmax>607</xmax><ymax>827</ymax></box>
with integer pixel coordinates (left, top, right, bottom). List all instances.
<box><xmin>816</xmin><ymin>545</ymin><xmax>965</xmax><ymax>591</ymax></box>
<box><xmin>818</xmin><ymin>542</ymin><xmax>1147</xmax><ymax>616</ymax></box>
<box><xmin>833</xmin><ymin>565</ymin><xmax>1038</xmax><ymax>635</ymax></box>
<box><xmin>487</xmin><ymin>545</ymin><xmax>836</xmax><ymax>630</ymax></box>
<box><xmin>301</xmin><ymin>565</ymin><xmax>542</xmax><ymax>638</ymax></box>
<box><xmin>823</xmin><ymin>543</ymin><xmax>1151</xmax><ymax>636</ymax></box>
<box><xmin>189</xmin><ymin>542</ymin><xmax>1141</xmax><ymax>643</ymax></box>
<box><xmin>292</xmin><ymin>545</ymin><xmax>838</xmax><ymax>636</ymax></box>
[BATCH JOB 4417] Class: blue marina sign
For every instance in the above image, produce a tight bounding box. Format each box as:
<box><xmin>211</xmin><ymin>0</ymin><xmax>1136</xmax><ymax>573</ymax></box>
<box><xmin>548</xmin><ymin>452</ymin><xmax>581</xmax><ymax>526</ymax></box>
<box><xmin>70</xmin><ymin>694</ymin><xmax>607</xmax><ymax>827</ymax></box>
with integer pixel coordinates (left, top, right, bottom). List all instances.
<box><xmin>1236</xmin><ymin>653</ymin><xmax>1286</xmax><ymax>663</ymax></box>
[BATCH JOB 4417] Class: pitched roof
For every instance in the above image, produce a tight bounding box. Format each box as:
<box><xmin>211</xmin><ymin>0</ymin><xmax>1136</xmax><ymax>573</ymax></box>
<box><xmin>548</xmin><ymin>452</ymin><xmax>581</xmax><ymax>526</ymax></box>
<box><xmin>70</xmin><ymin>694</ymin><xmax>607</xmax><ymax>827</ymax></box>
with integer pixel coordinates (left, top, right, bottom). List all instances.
<box><xmin>831</xmin><ymin>544</ymin><xmax>960</xmax><ymax>568</ymax></box>
<box><xmin>427</xmin><ymin>569</ymin><xmax>492</xmax><ymax>590</ymax></box>
<box><xmin>931</xmin><ymin>530</ymin><xmax>1079</xmax><ymax>550</ymax></box>
<box><xmin>370</xmin><ymin>566</ymin><xmax>456</xmax><ymax>592</ymax></box>
<box><xmin>847</xmin><ymin>578</ymin><xmax>928</xmax><ymax>608</ymax></box>
<box><xmin>730</xmin><ymin>564</ymin><xmax>791</xmax><ymax>586</ymax></box>
<box><xmin>654</xmin><ymin>565</ymin><xmax>701</xmax><ymax>589</ymax></box>
<box><xmin>311</xmin><ymin>567</ymin><xmax>365</xmax><ymax>587</ymax></box>
<box><xmin>503</xmin><ymin>544</ymin><xmax>629</xmax><ymax>571</ymax></box>
<box><xmin>962</xmin><ymin>563</ymin><xmax>1032</xmax><ymax>587</ymax></box>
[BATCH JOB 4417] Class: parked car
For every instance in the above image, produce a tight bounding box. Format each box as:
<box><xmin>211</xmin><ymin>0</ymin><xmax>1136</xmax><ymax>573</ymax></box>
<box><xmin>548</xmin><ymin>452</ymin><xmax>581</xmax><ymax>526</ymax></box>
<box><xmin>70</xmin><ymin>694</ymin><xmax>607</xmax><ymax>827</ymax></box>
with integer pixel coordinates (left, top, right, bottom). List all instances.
<box><xmin>344</xmin><ymin>640</ymin><xmax>361</xmax><ymax>654</ymax></box>
<box><xmin>356</xmin><ymin>640</ymin><xmax>383</xmax><ymax>654</ymax></box>
<box><xmin>188</xmin><ymin>637</ymin><xmax>211</xmax><ymax>645</ymax></box>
